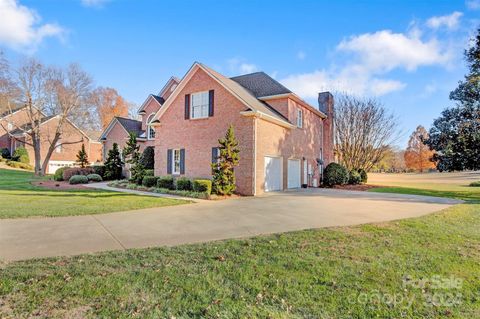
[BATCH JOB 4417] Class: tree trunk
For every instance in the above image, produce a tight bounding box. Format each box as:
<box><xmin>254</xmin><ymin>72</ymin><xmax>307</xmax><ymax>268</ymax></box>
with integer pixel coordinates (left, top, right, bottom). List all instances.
<box><xmin>32</xmin><ymin>134</ymin><xmax>43</xmax><ymax>176</ymax></box>
<box><xmin>41</xmin><ymin>133</ymin><xmax>61</xmax><ymax>176</ymax></box>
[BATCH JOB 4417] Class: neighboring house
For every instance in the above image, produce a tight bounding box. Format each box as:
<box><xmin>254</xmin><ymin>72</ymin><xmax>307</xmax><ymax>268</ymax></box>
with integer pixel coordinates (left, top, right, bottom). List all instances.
<box><xmin>0</xmin><ymin>107</ymin><xmax>102</xmax><ymax>173</ymax></box>
<box><xmin>0</xmin><ymin>107</ymin><xmax>36</xmax><ymax>151</ymax></box>
<box><xmin>99</xmin><ymin>77</ymin><xmax>180</xmax><ymax>158</ymax></box>
<box><xmin>150</xmin><ymin>62</ymin><xmax>335</xmax><ymax>195</ymax></box>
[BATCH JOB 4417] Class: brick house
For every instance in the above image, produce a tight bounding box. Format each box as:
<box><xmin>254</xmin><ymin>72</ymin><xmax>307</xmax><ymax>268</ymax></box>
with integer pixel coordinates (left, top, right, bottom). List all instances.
<box><xmin>150</xmin><ymin>62</ymin><xmax>334</xmax><ymax>195</ymax></box>
<box><xmin>0</xmin><ymin>107</ymin><xmax>102</xmax><ymax>173</ymax></box>
<box><xmin>99</xmin><ymin>77</ymin><xmax>180</xmax><ymax>158</ymax></box>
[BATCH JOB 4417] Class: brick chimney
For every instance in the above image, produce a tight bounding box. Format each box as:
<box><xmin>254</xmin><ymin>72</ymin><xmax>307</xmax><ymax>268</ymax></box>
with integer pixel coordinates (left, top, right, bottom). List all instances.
<box><xmin>318</xmin><ymin>92</ymin><xmax>334</xmax><ymax>165</ymax></box>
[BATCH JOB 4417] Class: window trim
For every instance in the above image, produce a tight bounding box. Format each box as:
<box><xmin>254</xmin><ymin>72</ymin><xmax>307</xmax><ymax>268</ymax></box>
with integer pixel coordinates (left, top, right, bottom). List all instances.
<box><xmin>172</xmin><ymin>148</ymin><xmax>181</xmax><ymax>175</ymax></box>
<box><xmin>297</xmin><ymin>109</ymin><xmax>303</xmax><ymax>128</ymax></box>
<box><xmin>190</xmin><ymin>91</ymin><xmax>210</xmax><ymax>119</ymax></box>
<box><xmin>55</xmin><ymin>140</ymin><xmax>62</xmax><ymax>153</ymax></box>
<box><xmin>146</xmin><ymin>113</ymin><xmax>156</xmax><ymax>140</ymax></box>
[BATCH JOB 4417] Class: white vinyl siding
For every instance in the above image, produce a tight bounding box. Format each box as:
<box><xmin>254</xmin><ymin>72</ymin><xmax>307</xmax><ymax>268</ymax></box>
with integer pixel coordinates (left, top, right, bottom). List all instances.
<box><xmin>191</xmin><ymin>91</ymin><xmax>209</xmax><ymax>119</ymax></box>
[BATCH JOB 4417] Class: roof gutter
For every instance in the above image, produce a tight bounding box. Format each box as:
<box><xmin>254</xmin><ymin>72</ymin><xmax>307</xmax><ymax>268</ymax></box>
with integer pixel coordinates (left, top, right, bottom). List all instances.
<box><xmin>259</xmin><ymin>93</ymin><xmax>327</xmax><ymax>119</ymax></box>
<box><xmin>240</xmin><ymin>110</ymin><xmax>295</xmax><ymax>129</ymax></box>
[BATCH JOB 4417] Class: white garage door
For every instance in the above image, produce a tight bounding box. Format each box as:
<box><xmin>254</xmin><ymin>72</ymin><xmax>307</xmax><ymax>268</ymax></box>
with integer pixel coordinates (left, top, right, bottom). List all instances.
<box><xmin>287</xmin><ymin>159</ymin><xmax>301</xmax><ymax>189</ymax></box>
<box><xmin>47</xmin><ymin>161</ymin><xmax>75</xmax><ymax>174</ymax></box>
<box><xmin>264</xmin><ymin>156</ymin><xmax>282</xmax><ymax>192</ymax></box>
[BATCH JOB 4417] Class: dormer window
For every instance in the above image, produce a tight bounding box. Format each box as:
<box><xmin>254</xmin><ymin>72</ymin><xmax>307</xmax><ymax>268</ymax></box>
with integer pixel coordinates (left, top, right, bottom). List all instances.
<box><xmin>297</xmin><ymin>109</ymin><xmax>303</xmax><ymax>128</ymax></box>
<box><xmin>191</xmin><ymin>91</ymin><xmax>209</xmax><ymax>119</ymax></box>
<box><xmin>147</xmin><ymin>113</ymin><xmax>156</xmax><ymax>139</ymax></box>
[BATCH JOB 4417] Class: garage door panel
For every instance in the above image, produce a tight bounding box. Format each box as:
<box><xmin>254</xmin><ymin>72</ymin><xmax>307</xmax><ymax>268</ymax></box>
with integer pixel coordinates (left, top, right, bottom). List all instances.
<box><xmin>264</xmin><ymin>156</ymin><xmax>282</xmax><ymax>192</ymax></box>
<box><xmin>288</xmin><ymin>159</ymin><xmax>301</xmax><ymax>189</ymax></box>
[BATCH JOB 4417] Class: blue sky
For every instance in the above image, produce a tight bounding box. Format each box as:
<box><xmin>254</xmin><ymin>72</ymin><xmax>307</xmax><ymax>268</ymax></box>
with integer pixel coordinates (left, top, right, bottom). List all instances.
<box><xmin>1</xmin><ymin>0</ymin><xmax>479</xmax><ymax>146</ymax></box>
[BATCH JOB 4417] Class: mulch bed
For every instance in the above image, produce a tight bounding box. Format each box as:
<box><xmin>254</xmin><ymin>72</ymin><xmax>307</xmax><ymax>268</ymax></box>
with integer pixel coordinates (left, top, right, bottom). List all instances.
<box><xmin>330</xmin><ymin>184</ymin><xmax>383</xmax><ymax>191</ymax></box>
<box><xmin>32</xmin><ymin>180</ymin><xmax>88</xmax><ymax>190</ymax></box>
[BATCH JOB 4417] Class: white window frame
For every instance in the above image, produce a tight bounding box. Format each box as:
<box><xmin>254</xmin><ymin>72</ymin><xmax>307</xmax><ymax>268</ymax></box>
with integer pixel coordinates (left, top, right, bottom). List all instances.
<box><xmin>172</xmin><ymin>149</ymin><xmax>181</xmax><ymax>174</ymax></box>
<box><xmin>7</xmin><ymin>122</ymin><xmax>13</xmax><ymax>131</ymax></box>
<box><xmin>190</xmin><ymin>91</ymin><xmax>209</xmax><ymax>119</ymax></box>
<box><xmin>297</xmin><ymin>109</ymin><xmax>303</xmax><ymax>128</ymax></box>
<box><xmin>147</xmin><ymin>113</ymin><xmax>155</xmax><ymax>140</ymax></box>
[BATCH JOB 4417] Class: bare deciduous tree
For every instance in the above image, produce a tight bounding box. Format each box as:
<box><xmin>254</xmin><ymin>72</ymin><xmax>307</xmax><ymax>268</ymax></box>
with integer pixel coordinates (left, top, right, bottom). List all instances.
<box><xmin>0</xmin><ymin>58</ymin><xmax>93</xmax><ymax>175</ymax></box>
<box><xmin>334</xmin><ymin>94</ymin><xmax>400</xmax><ymax>171</ymax></box>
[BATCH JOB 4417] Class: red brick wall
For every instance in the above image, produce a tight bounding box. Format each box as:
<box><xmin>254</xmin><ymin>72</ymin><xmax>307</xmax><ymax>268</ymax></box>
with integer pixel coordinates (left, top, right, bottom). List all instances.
<box><xmin>17</xmin><ymin>117</ymin><xmax>102</xmax><ymax>169</ymax></box>
<box><xmin>255</xmin><ymin>97</ymin><xmax>323</xmax><ymax>194</ymax></box>
<box><xmin>153</xmin><ymin>67</ymin><xmax>255</xmax><ymax>195</ymax></box>
<box><xmin>0</xmin><ymin>109</ymin><xmax>32</xmax><ymax>150</ymax></box>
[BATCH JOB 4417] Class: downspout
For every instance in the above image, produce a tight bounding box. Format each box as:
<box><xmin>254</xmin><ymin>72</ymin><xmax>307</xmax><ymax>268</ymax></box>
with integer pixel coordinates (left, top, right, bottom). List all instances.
<box><xmin>253</xmin><ymin>117</ymin><xmax>257</xmax><ymax>196</ymax></box>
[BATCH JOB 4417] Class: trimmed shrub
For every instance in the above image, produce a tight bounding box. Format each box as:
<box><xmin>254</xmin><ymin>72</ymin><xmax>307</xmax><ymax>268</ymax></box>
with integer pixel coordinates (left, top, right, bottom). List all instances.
<box><xmin>176</xmin><ymin>177</ymin><xmax>193</xmax><ymax>191</ymax></box>
<box><xmin>144</xmin><ymin>169</ymin><xmax>154</xmax><ymax>177</ymax></box>
<box><xmin>63</xmin><ymin>167</ymin><xmax>94</xmax><ymax>181</ymax></box>
<box><xmin>54</xmin><ymin>167</ymin><xmax>67</xmax><ymax>181</ymax></box>
<box><xmin>358</xmin><ymin>169</ymin><xmax>368</xmax><ymax>183</ymax></box>
<box><xmin>87</xmin><ymin>174</ymin><xmax>103</xmax><ymax>182</ymax></box>
<box><xmin>323</xmin><ymin>163</ymin><xmax>349</xmax><ymax>187</ymax></box>
<box><xmin>0</xmin><ymin>148</ymin><xmax>10</xmax><ymax>159</ymax></box>
<box><xmin>469</xmin><ymin>181</ymin><xmax>480</xmax><ymax>187</ymax></box>
<box><xmin>12</xmin><ymin>146</ymin><xmax>29</xmax><ymax>164</ymax></box>
<box><xmin>140</xmin><ymin>146</ymin><xmax>155</xmax><ymax>169</ymax></box>
<box><xmin>69</xmin><ymin>175</ymin><xmax>89</xmax><ymax>184</ymax></box>
<box><xmin>157</xmin><ymin>176</ymin><xmax>175</xmax><ymax>190</ymax></box>
<box><xmin>91</xmin><ymin>165</ymin><xmax>106</xmax><ymax>178</ymax></box>
<box><xmin>348</xmin><ymin>170</ymin><xmax>362</xmax><ymax>185</ymax></box>
<box><xmin>193</xmin><ymin>179</ymin><xmax>212</xmax><ymax>195</ymax></box>
<box><xmin>142</xmin><ymin>175</ymin><xmax>158</xmax><ymax>188</ymax></box>
<box><xmin>6</xmin><ymin>160</ymin><xmax>33</xmax><ymax>170</ymax></box>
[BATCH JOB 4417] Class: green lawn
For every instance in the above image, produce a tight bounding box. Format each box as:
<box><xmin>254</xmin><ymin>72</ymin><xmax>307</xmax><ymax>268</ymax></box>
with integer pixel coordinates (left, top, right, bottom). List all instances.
<box><xmin>0</xmin><ymin>168</ymin><xmax>186</xmax><ymax>218</ymax></box>
<box><xmin>1</xmin><ymin>174</ymin><xmax>479</xmax><ymax>318</ymax></box>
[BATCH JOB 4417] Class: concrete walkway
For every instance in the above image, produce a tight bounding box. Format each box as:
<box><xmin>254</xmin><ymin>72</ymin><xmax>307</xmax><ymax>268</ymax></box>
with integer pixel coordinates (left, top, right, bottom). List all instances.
<box><xmin>84</xmin><ymin>182</ymin><xmax>206</xmax><ymax>202</ymax></box>
<box><xmin>0</xmin><ymin>189</ymin><xmax>461</xmax><ymax>261</ymax></box>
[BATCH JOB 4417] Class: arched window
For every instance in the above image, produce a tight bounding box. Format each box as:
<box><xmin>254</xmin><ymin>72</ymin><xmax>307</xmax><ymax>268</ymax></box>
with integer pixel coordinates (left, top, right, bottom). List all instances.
<box><xmin>147</xmin><ymin>113</ymin><xmax>155</xmax><ymax>139</ymax></box>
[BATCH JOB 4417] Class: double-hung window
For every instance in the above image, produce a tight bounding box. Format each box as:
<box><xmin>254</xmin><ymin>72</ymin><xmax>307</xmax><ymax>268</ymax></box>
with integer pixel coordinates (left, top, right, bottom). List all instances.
<box><xmin>172</xmin><ymin>149</ymin><xmax>181</xmax><ymax>174</ymax></box>
<box><xmin>297</xmin><ymin>109</ymin><xmax>303</xmax><ymax>128</ymax></box>
<box><xmin>191</xmin><ymin>91</ymin><xmax>209</xmax><ymax>119</ymax></box>
<box><xmin>147</xmin><ymin>114</ymin><xmax>155</xmax><ymax>139</ymax></box>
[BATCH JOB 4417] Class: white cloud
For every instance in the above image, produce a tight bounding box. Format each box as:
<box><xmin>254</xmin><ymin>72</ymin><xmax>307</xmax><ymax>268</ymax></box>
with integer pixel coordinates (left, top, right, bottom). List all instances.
<box><xmin>466</xmin><ymin>0</ymin><xmax>480</xmax><ymax>10</ymax></box>
<box><xmin>337</xmin><ymin>30</ymin><xmax>452</xmax><ymax>72</ymax></box>
<box><xmin>426</xmin><ymin>11</ymin><xmax>463</xmax><ymax>30</ymax></box>
<box><xmin>280</xmin><ymin>23</ymin><xmax>456</xmax><ymax>98</ymax></box>
<box><xmin>281</xmin><ymin>67</ymin><xmax>406</xmax><ymax>98</ymax></box>
<box><xmin>81</xmin><ymin>0</ymin><xmax>110</xmax><ymax>8</ymax></box>
<box><xmin>297</xmin><ymin>51</ymin><xmax>306</xmax><ymax>60</ymax></box>
<box><xmin>227</xmin><ymin>58</ymin><xmax>258</xmax><ymax>75</ymax></box>
<box><xmin>0</xmin><ymin>0</ymin><xmax>64</xmax><ymax>51</ymax></box>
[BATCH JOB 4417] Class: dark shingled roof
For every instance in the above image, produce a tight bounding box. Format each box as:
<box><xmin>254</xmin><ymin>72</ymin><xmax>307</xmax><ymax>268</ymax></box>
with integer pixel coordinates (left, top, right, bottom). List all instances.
<box><xmin>10</xmin><ymin>115</ymin><xmax>57</xmax><ymax>135</ymax></box>
<box><xmin>0</xmin><ymin>105</ymin><xmax>25</xmax><ymax>118</ymax></box>
<box><xmin>116</xmin><ymin>117</ymin><xmax>144</xmax><ymax>137</ymax></box>
<box><xmin>151</xmin><ymin>95</ymin><xmax>165</xmax><ymax>105</ymax></box>
<box><xmin>230</xmin><ymin>72</ymin><xmax>291</xmax><ymax>98</ymax></box>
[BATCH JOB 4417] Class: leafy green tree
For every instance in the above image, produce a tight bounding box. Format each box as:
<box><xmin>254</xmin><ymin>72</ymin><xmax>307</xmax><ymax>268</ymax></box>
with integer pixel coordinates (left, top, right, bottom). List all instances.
<box><xmin>140</xmin><ymin>146</ymin><xmax>155</xmax><ymax>169</ymax></box>
<box><xmin>425</xmin><ymin>28</ymin><xmax>480</xmax><ymax>171</ymax></box>
<box><xmin>76</xmin><ymin>144</ymin><xmax>89</xmax><ymax>168</ymax></box>
<box><xmin>122</xmin><ymin>132</ymin><xmax>144</xmax><ymax>184</ymax></box>
<box><xmin>12</xmin><ymin>146</ymin><xmax>29</xmax><ymax>164</ymax></box>
<box><xmin>104</xmin><ymin>143</ymin><xmax>123</xmax><ymax>180</ymax></box>
<box><xmin>211</xmin><ymin>125</ymin><xmax>240</xmax><ymax>195</ymax></box>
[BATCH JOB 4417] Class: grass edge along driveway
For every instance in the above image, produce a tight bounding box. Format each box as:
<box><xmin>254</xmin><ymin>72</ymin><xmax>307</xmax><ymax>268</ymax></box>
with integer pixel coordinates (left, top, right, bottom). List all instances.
<box><xmin>0</xmin><ymin>178</ymin><xmax>479</xmax><ymax>318</ymax></box>
<box><xmin>0</xmin><ymin>168</ymin><xmax>187</xmax><ymax>219</ymax></box>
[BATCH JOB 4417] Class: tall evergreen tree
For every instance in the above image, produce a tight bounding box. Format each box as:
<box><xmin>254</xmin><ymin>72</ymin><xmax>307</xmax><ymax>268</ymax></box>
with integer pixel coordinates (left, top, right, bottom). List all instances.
<box><xmin>76</xmin><ymin>144</ymin><xmax>89</xmax><ymax>168</ymax></box>
<box><xmin>211</xmin><ymin>125</ymin><xmax>240</xmax><ymax>195</ymax></box>
<box><xmin>122</xmin><ymin>132</ymin><xmax>144</xmax><ymax>184</ymax></box>
<box><xmin>104</xmin><ymin>143</ymin><xmax>123</xmax><ymax>180</ymax></box>
<box><xmin>425</xmin><ymin>28</ymin><xmax>480</xmax><ymax>171</ymax></box>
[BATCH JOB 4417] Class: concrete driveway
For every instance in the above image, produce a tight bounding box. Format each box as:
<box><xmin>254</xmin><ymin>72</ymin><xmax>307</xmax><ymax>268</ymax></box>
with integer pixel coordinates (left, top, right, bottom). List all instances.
<box><xmin>0</xmin><ymin>189</ymin><xmax>461</xmax><ymax>261</ymax></box>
